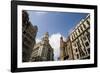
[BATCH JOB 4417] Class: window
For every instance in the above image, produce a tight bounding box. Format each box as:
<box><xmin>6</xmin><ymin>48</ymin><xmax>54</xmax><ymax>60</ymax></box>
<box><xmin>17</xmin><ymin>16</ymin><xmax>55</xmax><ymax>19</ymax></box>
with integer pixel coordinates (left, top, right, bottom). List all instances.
<box><xmin>64</xmin><ymin>48</ymin><xmax>66</xmax><ymax>57</ymax></box>
<box><xmin>79</xmin><ymin>27</ymin><xmax>82</xmax><ymax>33</ymax></box>
<box><xmin>75</xmin><ymin>31</ymin><xmax>78</xmax><ymax>37</ymax></box>
<box><xmin>76</xmin><ymin>49</ymin><xmax>78</xmax><ymax>52</ymax></box>
<box><xmin>73</xmin><ymin>33</ymin><xmax>75</xmax><ymax>38</ymax></box>
<box><xmin>23</xmin><ymin>31</ymin><xmax>26</xmax><ymax>34</ymax></box>
<box><xmin>87</xmin><ymin>32</ymin><xmax>90</xmax><ymax>42</ymax></box>
<box><xmin>24</xmin><ymin>37</ymin><xmax>31</xmax><ymax>45</ymax></box>
<box><xmin>71</xmin><ymin>34</ymin><xmax>74</xmax><ymax>40</ymax></box>
<box><xmin>77</xmin><ymin>54</ymin><xmax>79</xmax><ymax>59</ymax></box>
<box><xmin>86</xmin><ymin>20</ymin><xmax>90</xmax><ymax>25</ymax></box>
<box><xmin>72</xmin><ymin>35</ymin><xmax>74</xmax><ymax>40</ymax></box>
<box><xmin>83</xmin><ymin>23</ymin><xmax>86</xmax><ymax>29</ymax></box>
<box><xmin>83</xmin><ymin>36</ymin><xmax>87</xmax><ymax>41</ymax></box>
<box><xmin>78</xmin><ymin>28</ymin><xmax>80</xmax><ymax>33</ymax></box>
<box><xmin>80</xmin><ymin>26</ymin><xmax>83</xmax><ymax>31</ymax></box>
<box><xmin>25</xmin><ymin>32</ymin><xmax>33</xmax><ymax>40</ymax></box>
<box><xmin>87</xmin><ymin>48</ymin><xmax>90</xmax><ymax>54</ymax></box>
<box><xmin>85</xmin><ymin>42</ymin><xmax>89</xmax><ymax>47</ymax></box>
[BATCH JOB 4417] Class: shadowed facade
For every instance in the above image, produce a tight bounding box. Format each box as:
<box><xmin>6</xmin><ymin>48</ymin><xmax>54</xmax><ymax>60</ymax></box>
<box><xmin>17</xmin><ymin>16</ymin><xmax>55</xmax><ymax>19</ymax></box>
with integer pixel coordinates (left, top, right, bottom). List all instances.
<box><xmin>22</xmin><ymin>11</ymin><xmax>38</xmax><ymax>62</ymax></box>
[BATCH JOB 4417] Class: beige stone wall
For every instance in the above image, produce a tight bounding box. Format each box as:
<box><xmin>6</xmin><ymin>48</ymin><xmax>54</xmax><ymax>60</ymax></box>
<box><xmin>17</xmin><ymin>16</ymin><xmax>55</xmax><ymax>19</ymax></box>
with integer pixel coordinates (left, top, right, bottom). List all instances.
<box><xmin>30</xmin><ymin>32</ymin><xmax>54</xmax><ymax>61</ymax></box>
<box><xmin>60</xmin><ymin>14</ymin><xmax>90</xmax><ymax>60</ymax></box>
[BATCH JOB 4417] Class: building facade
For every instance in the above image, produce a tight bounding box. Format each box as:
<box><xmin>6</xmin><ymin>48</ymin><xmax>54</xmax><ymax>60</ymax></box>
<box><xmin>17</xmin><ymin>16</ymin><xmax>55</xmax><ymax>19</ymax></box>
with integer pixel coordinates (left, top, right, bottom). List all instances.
<box><xmin>22</xmin><ymin>11</ymin><xmax>38</xmax><ymax>62</ymax></box>
<box><xmin>60</xmin><ymin>37</ymin><xmax>74</xmax><ymax>60</ymax></box>
<box><xmin>60</xmin><ymin>14</ymin><xmax>90</xmax><ymax>60</ymax></box>
<box><xmin>30</xmin><ymin>32</ymin><xmax>54</xmax><ymax>61</ymax></box>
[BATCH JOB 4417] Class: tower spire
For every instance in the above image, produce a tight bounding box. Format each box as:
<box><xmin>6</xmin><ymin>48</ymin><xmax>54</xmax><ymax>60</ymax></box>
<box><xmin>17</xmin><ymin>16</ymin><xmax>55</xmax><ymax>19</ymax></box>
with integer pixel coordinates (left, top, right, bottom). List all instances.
<box><xmin>42</xmin><ymin>32</ymin><xmax>49</xmax><ymax>44</ymax></box>
<box><xmin>60</xmin><ymin>36</ymin><xmax>63</xmax><ymax>49</ymax></box>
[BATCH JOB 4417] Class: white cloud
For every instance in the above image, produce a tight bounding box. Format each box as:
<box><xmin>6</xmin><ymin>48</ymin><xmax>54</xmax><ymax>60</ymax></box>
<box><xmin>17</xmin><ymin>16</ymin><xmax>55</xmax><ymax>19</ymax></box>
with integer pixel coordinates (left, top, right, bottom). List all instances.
<box><xmin>49</xmin><ymin>33</ymin><xmax>65</xmax><ymax>60</ymax></box>
<box><xmin>35</xmin><ymin>11</ymin><xmax>48</xmax><ymax>16</ymax></box>
<box><xmin>36</xmin><ymin>38</ymin><xmax>41</xmax><ymax>44</ymax></box>
<box><xmin>35</xmin><ymin>33</ymin><xmax>66</xmax><ymax>61</ymax></box>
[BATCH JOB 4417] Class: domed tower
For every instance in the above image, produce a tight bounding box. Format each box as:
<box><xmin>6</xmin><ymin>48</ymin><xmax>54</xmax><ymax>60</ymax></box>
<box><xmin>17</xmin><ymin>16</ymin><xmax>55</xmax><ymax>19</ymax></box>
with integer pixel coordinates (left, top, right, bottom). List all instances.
<box><xmin>42</xmin><ymin>32</ymin><xmax>49</xmax><ymax>44</ymax></box>
<box><xmin>30</xmin><ymin>32</ymin><xmax>54</xmax><ymax>61</ymax></box>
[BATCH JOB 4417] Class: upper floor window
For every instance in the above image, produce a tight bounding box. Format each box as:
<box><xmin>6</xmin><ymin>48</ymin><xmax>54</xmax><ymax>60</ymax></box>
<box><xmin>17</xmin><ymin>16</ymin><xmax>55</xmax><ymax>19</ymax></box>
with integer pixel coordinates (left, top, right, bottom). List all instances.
<box><xmin>83</xmin><ymin>23</ymin><xmax>86</xmax><ymax>29</ymax></box>
<box><xmin>85</xmin><ymin>42</ymin><xmax>89</xmax><ymax>47</ymax></box>
<box><xmin>78</xmin><ymin>28</ymin><xmax>80</xmax><ymax>34</ymax></box>
<box><xmin>86</xmin><ymin>20</ymin><xmax>90</xmax><ymax>25</ymax></box>
<box><xmin>80</xmin><ymin>26</ymin><xmax>83</xmax><ymax>31</ymax></box>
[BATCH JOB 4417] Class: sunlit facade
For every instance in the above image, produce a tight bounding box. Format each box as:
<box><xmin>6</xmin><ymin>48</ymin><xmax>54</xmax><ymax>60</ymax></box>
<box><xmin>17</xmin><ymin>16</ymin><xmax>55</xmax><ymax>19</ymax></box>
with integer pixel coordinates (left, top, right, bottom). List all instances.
<box><xmin>30</xmin><ymin>32</ymin><xmax>54</xmax><ymax>61</ymax></box>
<box><xmin>60</xmin><ymin>14</ymin><xmax>90</xmax><ymax>60</ymax></box>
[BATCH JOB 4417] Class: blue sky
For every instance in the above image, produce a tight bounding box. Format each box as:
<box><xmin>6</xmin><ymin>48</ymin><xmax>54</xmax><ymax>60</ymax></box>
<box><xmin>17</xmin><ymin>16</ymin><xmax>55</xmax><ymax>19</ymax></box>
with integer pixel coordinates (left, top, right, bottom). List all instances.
<box><xmin>27</xmin><ymin>10</ymin><xmax>88</xmax><ymax>60</ymax></box>
<box><xmin>27</xmin><ymin>11</ymin><xmax>88</xmax><ymax>38</ymax></box>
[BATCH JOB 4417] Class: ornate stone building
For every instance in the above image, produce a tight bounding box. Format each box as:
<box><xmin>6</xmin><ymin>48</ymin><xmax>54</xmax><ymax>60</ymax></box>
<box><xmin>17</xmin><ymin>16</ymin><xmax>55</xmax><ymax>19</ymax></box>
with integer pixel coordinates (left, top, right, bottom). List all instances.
<box><xmin>60</xmin><ymin>14</ymin><xmax>90</xmax><ymax>60</ymax></box>
<box><xmin>22</xmin><ymin>11</ymin><xmax>38</xmax><ymax>62</ymax></box>
<box><xmin>30</xmin><ymin>32</ymin><xmax>54</xmax><ymax>61</ymax></box>
<box><xmin>60</xmin><ymin>37</ymin><xmax>74</xmax><ymax>60</ymax></box>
